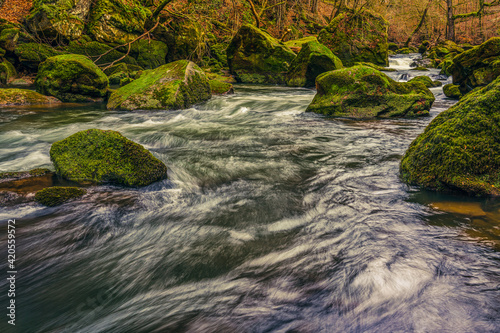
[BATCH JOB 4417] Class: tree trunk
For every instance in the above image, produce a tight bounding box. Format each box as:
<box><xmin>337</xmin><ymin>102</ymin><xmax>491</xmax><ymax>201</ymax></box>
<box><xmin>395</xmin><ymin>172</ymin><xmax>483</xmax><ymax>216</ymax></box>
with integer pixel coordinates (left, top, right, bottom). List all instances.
<box><xmin>405</xmin><ymin>1</ymin><xmax>431</xmax><ymax>47</ymax></box>
<box><xmin>310</xmin><ymin>0</ymin><xmax>319</xmax><ymax>14</ymax></box>
<box><xmin>446</xmin><ymin>0</ymin><xmax>455</xmax><ymax>41</ymax></box>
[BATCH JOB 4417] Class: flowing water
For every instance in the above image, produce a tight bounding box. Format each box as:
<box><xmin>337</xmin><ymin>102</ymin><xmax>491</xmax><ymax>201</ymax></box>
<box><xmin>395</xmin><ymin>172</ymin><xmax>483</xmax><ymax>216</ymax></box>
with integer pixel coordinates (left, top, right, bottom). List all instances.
<box><xmin>0</xmin><ymin>57</ymin><xmax>499</xmax><ymax>333</ymax></box>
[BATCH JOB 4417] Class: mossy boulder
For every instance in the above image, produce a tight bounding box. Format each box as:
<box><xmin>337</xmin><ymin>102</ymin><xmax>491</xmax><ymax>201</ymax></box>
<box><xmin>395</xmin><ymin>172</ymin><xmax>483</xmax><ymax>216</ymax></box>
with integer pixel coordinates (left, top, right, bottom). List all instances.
<box><xmin>163</xmin><ymin>19</ymin><xmax>206</xmax><ymax>64</ymax></box>
<box><xmin>118</xmin><ymin>39</ymin><xmax>168</xmax><ymax>69</ymax></box>
<box><xmin>87</xmin><ymin>0</ymin><xmax>151</xmax><ymax>44</ymax></box>
<box><xmin>0</xmin><ymin>88</ymin><xmax>61</xmax><ymax>106</ymax></box>
<box><xmin>400</xmin><ymin>77</ymin><xmax>500</xmax><ymax>196</ymax></box>
<box><xmin>318</xmin><ymin>9</ymin><xmax>389</xmax><ymax>67</ymax></box>
<box><xmin>35</xmin><ymin>54</ymin><xmax>109</xmax><ymax>102</ymax></box>
<box><xmin>286</xmin><ymin>40</ymin><xmax>343</xmax><ymax>87</ymax></box>
<box><xmin>354</xmin><ymin>62</ymin><xmax>396</xmax><ymax>72</ymax></box>
<box><xmin>284</xmin><ymin>36</ymin><xmax>317</xmax><ymax>53</ymax></box>
<box><xmin>443</xmin><ymin>83</ymin><xmax>462</xmax><ymax>99</ymax></box>
<box><xmin>408</xmin><ymin>75</ymin><xmax>442</xmax><ymax>88</ymax></box>
<box><xmin>14</xmin><ymin>42</ymin><xmax>63</xmax><ymax>70</ymax></box>
<box><xmin>396</xmin><ymin>47</ymin><xmax>418</xmax><ymax>54</ymax></box>
<box><xmin>65</xmin><ymin>40</ymin><xmax>138</xmax><ymax>66</ymax></box>
<box><xmin>0</xmin><ymin>27</ymin><xmax>32</xmax><ymax>52</ymax></box>
<box><xmin>25</xmin><ymin>0</ymin><xmax>92</xmax><ymax>41</ymax></box>
<box><xmin>0</xmin><ymin>59</ymin><xmax>16</xmax><ymax>85</ymax></box>
<box><xmin>107</xmin><ymin>60</ymin><xmax>211</xmax><ymax>110</ymax></box>
<box><xmin>103</xmin><ymin>63</ymin><xmax>143</xmax><ymax>76</ymax></box>
<box><xmin>209</xmin><ymin>79</ymin><xmax>234</xmax><ymax>95</ymax></box>
<box><xmin>306</xmin><ymin>65</ymin><xmax>435</xmax><ymax>118</ymax></box>
<box><xmin>451</xmin><ymin>37</ymin><xmax>500</xmax><ymax>94</ymax></box>
<box><xmin>227</xmin><ymin>24</ymin><xmax>296</xmax><ymax>84</ymax></box>
<box><xmin>35</xmin><ymin>186</ymin><xmax>86</xmax><ymax>206</ymax></box>
<box><xmin>50</xmin><ymin>129</ymin><xmax>168</xmax><ymax>186</ymax></box>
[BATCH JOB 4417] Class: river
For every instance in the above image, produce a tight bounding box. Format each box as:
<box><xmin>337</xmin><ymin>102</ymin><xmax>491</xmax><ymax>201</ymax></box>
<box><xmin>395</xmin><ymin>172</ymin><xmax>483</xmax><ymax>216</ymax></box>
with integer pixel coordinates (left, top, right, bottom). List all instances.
<box><xmin>0</xmin><ymin>55</ymin><xmax>499</xmax><ymax>332</ymax></box>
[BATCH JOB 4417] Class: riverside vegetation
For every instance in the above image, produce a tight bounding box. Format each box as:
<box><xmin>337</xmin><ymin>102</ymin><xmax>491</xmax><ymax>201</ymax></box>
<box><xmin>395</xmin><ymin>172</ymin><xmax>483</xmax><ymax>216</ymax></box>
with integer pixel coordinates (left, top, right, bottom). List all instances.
<box><xmin>0</xmin><ymin>0</ymin><xmax>499</xmax><ymax>201</ymax></box>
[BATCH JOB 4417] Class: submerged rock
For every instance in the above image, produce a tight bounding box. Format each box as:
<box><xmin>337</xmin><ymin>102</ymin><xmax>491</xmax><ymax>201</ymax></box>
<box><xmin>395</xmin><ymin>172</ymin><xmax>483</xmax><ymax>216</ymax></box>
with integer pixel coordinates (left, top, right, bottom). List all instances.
<box><xmin>107</xmin><ymin>60</ymin><xmax>211</xmax><ymax>110</ymax></box>
<box><xmin>451</xmin><ymin>37</ymin><xmax>500</xmax><ymax>94</ymax></box>
<box><xmin>50</xmin><ymin>129</ymin><xmax>168</xmax><ymax>186</ymax></box>
<box><xmin>443</xmin><ymin>84</ymin><xmax>462</xmax><ymax>99</ymax></box>
<box><xmin>400</xmin><ymin>76</ymin><xmax>500</xmax><ymax>196</ymax></box>
<box><xmin>318</xmin><ymin>9</ymin><xmax>388</xmax><ymax>67</ymax></box>
<box><xmin>35</xmin><ymin>186</ymin><xmax>86</xmax><ymax>206</ymax></box>
<box><xmin>35</xmin><ymin>54</ymin><xmax>109</xmax><ymax>102</ymax></box>
<box><xmin>0</xmin><ymin>88</ymin><xmax>61</xmax><ymax>106</ymax></box>
<box><xmin>227</xmin><ymin>24</ymin><xmax>296</xmax><ymax>84</ymax></box>
<box><xmin>306</xmin><ymin>65</ymin><xmax>435</xmax><ymax>118</ymax></box>
<box><xmin>286</xmin><ymin>40</ymin><xmax>343</xmax><ymax>87</ymax></box>
<box><xmin>0</xmin><ymin>168</ymin><xmax>52</xmax><ymax>182</ymax></box>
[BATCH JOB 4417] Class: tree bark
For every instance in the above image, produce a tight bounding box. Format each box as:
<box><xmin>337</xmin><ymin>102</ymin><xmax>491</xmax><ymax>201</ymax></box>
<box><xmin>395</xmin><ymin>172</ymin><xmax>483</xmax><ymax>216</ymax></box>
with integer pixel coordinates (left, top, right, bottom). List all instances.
<box><xmin>152</xmin><ymin>0</ymin><xmax>174</xmax><ymax>20</ymax></box>
<box><xmin>446</xmin><ymin>0</ymin><xmax>455</xmax><ymax>41</ymax></box>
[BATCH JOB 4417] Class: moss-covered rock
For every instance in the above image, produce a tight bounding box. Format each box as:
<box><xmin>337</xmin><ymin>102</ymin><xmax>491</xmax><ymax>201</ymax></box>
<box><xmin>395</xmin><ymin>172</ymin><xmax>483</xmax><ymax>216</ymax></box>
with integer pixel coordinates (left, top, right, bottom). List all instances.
<box><xmin>118</xmin><ymin>39</ymin><xmax>168</xmax><ymax>69</ymax></box>
<box><xmin>443</xmin><ymin>83</ymin><xmax>462</xmax><ymax>99</ymax></box>
<box><xmin>306</xmin><ymin>65</ymin><xmax>435</xmax><ymax>118</ymax></box>
<box><xmin>0</xmin><ymin>27</ymin><xmax>32</xmax><ymax>52</ymax></box>
<box><xmin>14</xmin><ymin>42</ymin><xmax>63</xmax><ymax>70</ymax></box>
<box><xmin>354</xmin><ymin>61</ymin><xmax>396</xmax><ymax>72</ymax></box>
<box><xmin>35</xmin><ymin>54</ymin><xmax>109</xmax><ymax>102</ymax></box>
<box><xmin>400</xmin><ymin>77</ymin><xmax>500</xmax><ymax>196</ymax></box>
<box><xmin>284</xmin><ymin>36</ymin><xmax>317</xmax><ymax>53</ymax></box>
<box><xmin>65</xmin><ymin>40</ymin><xmax>138</xmax><ymax>66</ymax></box>
<box><xmin>0</xmin><ymin>88</ymin><xmax>61</xmax><ymax>106</ymax></box>
<box><xmin>87</xmin><ymin>0</ymin><xmax>151</xmax><ymax>44</ymax></box>
<box><xmin>418</xmin><ymin>40</ymin><xmax>430</xmax><ymax>54</ymax></box>
<box><xmin>208</xmin><ymin>42</ymin><xmax>229</xmax><ymax>68</ymax></box>
<box><xmin>388</xmin><ymin>42</ymin><xmax>398</xmax><ymax>51</ymax></box>
<box><xmin>227</xmin><ymin>24</ymin><xmax>296</xmax><ymax>84</ymax></box>
<box><xmin>408</xmin><ymin>75</ymin><xmax>442</xmax><ymax>88</ymax></box>
<box><xmin>209</xmin><ymin>79</ymin><xmax>234</xmax><ymax>95</ymax></box>
<box><xmin>396</xmin><ymin>47</ymin><xmax>418</xmax><ymax>54</ymax></box>
<box><xmin>163</xmin><ymin>19</ymin><xmax>206</xmax><ymax>64</ymax></box>
<box><xmin>103</xmin><ymin>62</ymin><xmax>143</xmax><ymax>76</ymax></box>
<box><xmin>0</xmin><ymin>59</ymin><xmax>16</xmax><ymax>85</ymax></box>
<box><xmin>318</xmin><ymin>9</ymin><xmax>388</xmax><ymax>67</ymax></box>
<box><xmin>35</xmin><ymin>186</ymin><xmax>86</xmax><ymax>206</ymax></box>
<box><xmin>50</xmin><ymin>129</ymin><xmax>168</xmax><ymax>186</ymax></box>
<box><xmin>25</xmin><ymin>0</ymin><xmax>91</xmax><ymax>41</ymax></box>
<box><xmin>107</xmin><ymin>60</ymin><xmax>211</xmax><ymax>110</ymax></box>
<box><xmin>286</xmin><ymin>40</ymin><xmax>343</xmax><ymax>87</ymax></box>
<box><xmin>451</xmin><ymin>37</ymin><xmax>500</xmax><ymax>94</ymax></box>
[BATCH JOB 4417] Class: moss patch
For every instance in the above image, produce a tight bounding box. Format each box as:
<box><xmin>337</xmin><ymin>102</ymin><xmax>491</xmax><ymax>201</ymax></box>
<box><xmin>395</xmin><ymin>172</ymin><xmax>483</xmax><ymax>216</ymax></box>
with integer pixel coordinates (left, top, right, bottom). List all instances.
<box><xmin>0</xmin><ymin>88</ymin><xmax>61</xmax><ymax>105</ymax></box>
<box><xmin>0</xmin><ymin>59</ymin><xmax>16</xmax><ymax>85</ymax></box>
<box><xmin>65</xmin><ymin>40</ymin><xmax>138</xmax><ymax>66</ymax></box>
<box><xmin>284</xmin><ymin>36</ymin><xmax>317</xmax><ymax>53</ymax></box>
<box><xmin>400</xmin><ymin>77</ymin><xmax>500</xmax><ymax>196</ymax></box>
<box><xmin>50</xmin><ymin>129</ymin><xmax>168</xmax><ymax>186</ymax></box>
<box><xmin>107</xmin><ymin>60</ymin><xmax>211</xmax><ymax>110</ymax></box>
<box><xmin>35</xmin><ymin>54</ymin><xmax>109</xmax><ymax>102</ymax></box>
<box><xmin>14</xmin><ymin>42</ymin><xmax>64</xmax><ymax>70</ymax></box>
<box><xmin>306</xmin><ymin>65</ymin><xmax>434</xmax><ymax>119</ymax></box>
<box><xmin>443</xmin><ymin>83</ymin><xmax>462</xmax><ymax>99</ymax></box>
<box><xmin>408</xmin><ymin>75</ymin><xmax>442</xmax><ymax>88</ymax></box>
<box><xmin>35</xmin><ymin>186</ymin><xmax>86</xmax><ymax>206</ymax></box>
<box><xmin>286</xmin><ymin>40</ymin><xmax>343</xmax><ymax>87</ymax></box>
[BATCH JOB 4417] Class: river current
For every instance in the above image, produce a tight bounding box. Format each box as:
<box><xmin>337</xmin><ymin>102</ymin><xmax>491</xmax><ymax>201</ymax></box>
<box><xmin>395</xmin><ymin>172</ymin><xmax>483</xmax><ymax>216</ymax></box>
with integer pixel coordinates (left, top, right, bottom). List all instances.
<box><xmin>0</xmin><ymin>55</ymin><xmax>499</xmax><ymax>332</ymax></box>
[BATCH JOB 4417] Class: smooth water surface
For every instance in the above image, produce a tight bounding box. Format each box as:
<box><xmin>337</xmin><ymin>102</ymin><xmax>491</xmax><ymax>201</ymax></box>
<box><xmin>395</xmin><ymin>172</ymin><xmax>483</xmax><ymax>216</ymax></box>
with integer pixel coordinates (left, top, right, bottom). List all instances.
<box><xmin>0</xmin><ymin>59</ymin><xmax>499</xmax><ymax>332</ymax></box>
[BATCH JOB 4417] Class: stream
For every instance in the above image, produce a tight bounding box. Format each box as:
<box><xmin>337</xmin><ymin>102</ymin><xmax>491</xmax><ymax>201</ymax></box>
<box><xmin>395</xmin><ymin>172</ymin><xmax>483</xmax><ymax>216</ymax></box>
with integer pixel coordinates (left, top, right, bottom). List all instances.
<box><xmin>0</xmin><ymin>55</ymin><xmax>499</xmax><ymax>332</ymax></box>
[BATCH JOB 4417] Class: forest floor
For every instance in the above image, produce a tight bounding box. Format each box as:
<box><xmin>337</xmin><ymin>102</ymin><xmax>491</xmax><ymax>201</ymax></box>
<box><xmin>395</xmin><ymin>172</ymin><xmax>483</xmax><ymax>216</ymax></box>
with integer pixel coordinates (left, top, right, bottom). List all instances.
<box><xmin>0</xmin><ymin>0</ymin><xmax>31</xmax><ymax>23</ymax></box>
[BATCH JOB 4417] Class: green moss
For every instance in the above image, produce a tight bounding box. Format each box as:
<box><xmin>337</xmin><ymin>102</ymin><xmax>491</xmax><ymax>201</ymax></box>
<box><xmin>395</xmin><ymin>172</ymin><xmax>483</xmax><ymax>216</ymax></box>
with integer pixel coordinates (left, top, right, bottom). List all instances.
<box><xmin>443</xmin><ymin>83</ymin><xmax>462</xmax><ymax>99</ymax></box>
<box><xmin>408</xmin><ymin>75</ymin><xmax>442</xmax><ymax>88</ymax></box>
<box><xmin>103</xmin><ymin>63</ymin><xmax>143</xmax><ymax>76</ymax></box>
<box><xmin>396</xmin><ymin>47</ymin><xmax>417</xmax><ymax>54</ymax></box>
<box><xmin>35</xmin><ymin>186</ymin><xmax>86</xmax><ymax>206</ymax></box>
<box><xmin>284</xmin><ymin>36</ymin><xmax>317</xmax><ymax>52</ymax></box>
<box><xmin>388</xmin><ymin>42</ymin><xmax>398</xmax><ymax>51</ymax></box>
<box><xmin>0</xmin><ymin>88</ymin><xmax>61</xmax><ymax>105</ymax></box>
<box><xmin>35</xmin><ymin>54</ymin><xmax>109</xmax><ymax>102</ymax></box>
<box><xmin>0</xmin><ymin>168</ymin><xmax>51</xmax><ymax>180</ymax></box>
<box><xmin>109</xmin><ymin>71</ymin><xmax>129</xmax><ymax>85</ymax></box>
<box><xmin>14</xmin><ymin>42</ymin><xmax>64</xmax><ymax>70</ymax></box>
<box><xmin>0</xmin><ymin>59</ymin><xmax>16</xmax><ymax>85</ymax></box>
<box><xmin>87</xmin><ymin>0</ymin><xmax>151</xmax><ymax>44</ymax></box>
<box><xmin>50</xmin><ymin>129</ymin><xmax>168</xmax><ymax>186</ymax></box>
<box><xmin>451</xmin><ymin>37</ymin><xmax>500</xmax><ymax>93</ymax></box>
<box><xmin>165</xmin><ymin>19</ymin><xmax>206</xmax><ymax>64</ymax></box>
<box><xmin>65</xmin><ymin>40</ymin><xmax>138</xmax><ymax>66</ymax></box>
<box><xmin>318</xmin><ymin>9</ymin><xmax>389</xmax><ymax>67</ymax></box>
<box><xmin>400</xmin><ymin>77</ymin><xmax>500</xmax><ymax>196</ymax></box>
<box><xmin>119</xmin><ymin>39</ymin><xmax>168</xmax><ymax>69</ymax></box>
<box><xmin>286</xmin><ymin>40</ymin><xmax>343</xmax><ymax>87</ymax></box>
<box><xmin>418</xmin><ymin>40</ymin><xmax>430</xmax><ymax>54</ymax></box>
<box><xmin>227</xmin><ymin>24</ymin><xmax>296</xmax><ymax>84</ymax></box>
<box><xmin>410</xmin><ymin>66</ymin><xmax>429</xmax><ymax>71</ymax></box>
<box><xmin>107</xmin><ymin>60</ymin><xmax>211</xmax><ymax>110</ymax></box>
<box><xmin>209</xmin><ymin>79</ymin><xmax>233</xmax><ymax>95</ymax></box>
<box><xmin>306</xmin><ymin>65</ymin><xmax>435</xmax><ymax>119</ymax></box>
<box><xmin>208</xmin><ymin>43</ymin><xmax>229</xmax><ymax>68</ymax></box>
<box><xmin>354</xmin><ymin>61</ymin><xmax>396</xmax><ymax>72</ymax></box>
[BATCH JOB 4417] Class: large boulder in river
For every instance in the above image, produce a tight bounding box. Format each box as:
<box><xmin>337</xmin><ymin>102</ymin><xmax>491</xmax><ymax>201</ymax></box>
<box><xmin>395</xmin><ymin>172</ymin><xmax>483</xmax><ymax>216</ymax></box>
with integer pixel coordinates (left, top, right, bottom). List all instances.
<box><xmin>0</xmin><ymin>88</ymin><xmax>61</xmax><ymax>106</ymax></box>
<box><xmin>318</xmin><ymin>9</ymin><xmax>389</xmax><ymax>67</ymax></box>
<box><xmin>400</xmin><ymin>76</ymin><xmax>500</xmax><ymax>196</ymax></box>
<box><xmin>24</xmin><ymin>0</ymin><xmax>92</xmax><ymax>41</ymax></box>
<box><xmin>107</xmin><ymin>60</ymin><xmax>211</xmax><ymax>110</ymax></box>
<box><xmin>451</xmin><ymin>37</ymin><xmax>500</xmax><ymax>94</ymax></box>
<box><xmin>50</xmin><ymin>129</ymin><xmax>168</xmax><ymax>186</ymax></box>
<box><xmin>35</xmin><ymin>54</ymin><xmax>109</xmax><ymax>102</ymax></box>
<box><xmin>306</xmin><ymin>66</ymin><xmax>435</xmax><ymax>118</ymax></box>
<box><xmin>226</xmin><ymin>24</ymin><xmax>296</xmax><ymax>84</ymax></box>
<box><xmin>286</xmin><ymin>40</ymin><xmax>343</xmax><ymax>87</ymax></box>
